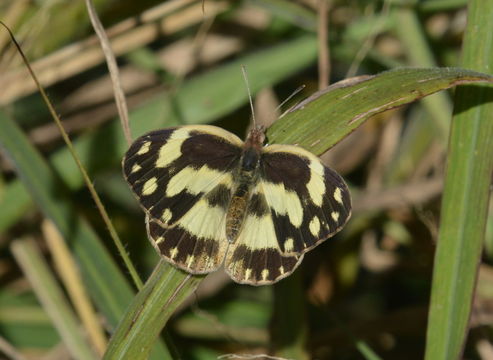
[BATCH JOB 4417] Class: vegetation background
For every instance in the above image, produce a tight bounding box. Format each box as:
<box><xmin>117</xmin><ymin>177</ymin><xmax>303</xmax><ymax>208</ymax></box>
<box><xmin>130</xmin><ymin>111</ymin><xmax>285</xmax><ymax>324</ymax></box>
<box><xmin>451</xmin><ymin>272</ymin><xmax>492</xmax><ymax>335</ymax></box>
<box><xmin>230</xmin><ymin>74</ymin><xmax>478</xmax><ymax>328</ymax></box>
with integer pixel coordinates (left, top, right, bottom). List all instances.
<box><xmin>0</xmin><ymin>0</ymin><xmax>492</xmax><ymax>359</ymax></box>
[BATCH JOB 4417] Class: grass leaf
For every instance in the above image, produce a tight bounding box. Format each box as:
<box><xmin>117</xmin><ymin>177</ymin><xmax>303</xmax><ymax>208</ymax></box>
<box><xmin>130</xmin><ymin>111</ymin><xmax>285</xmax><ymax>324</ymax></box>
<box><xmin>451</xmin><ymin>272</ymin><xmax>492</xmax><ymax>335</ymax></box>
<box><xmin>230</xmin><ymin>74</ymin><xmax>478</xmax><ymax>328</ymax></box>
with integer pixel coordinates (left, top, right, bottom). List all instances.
<box><xmin>268</xmin><ymin>67</ymin><xmax>493</xmax><ymax>155</ymax></box>
<box><xmin>424</xmin><ymin>1</ymin><xmax>493</xmax><ymax>358</ymax></box>
<box><xmin>11</xmin><ymin>238</ymin><xmax>97</xmax><ymax>360</ymax></box>
<box><xmin>0</xmin><ymin>111</ymin><xmax>171</xmax><ymax>359</ymax></box>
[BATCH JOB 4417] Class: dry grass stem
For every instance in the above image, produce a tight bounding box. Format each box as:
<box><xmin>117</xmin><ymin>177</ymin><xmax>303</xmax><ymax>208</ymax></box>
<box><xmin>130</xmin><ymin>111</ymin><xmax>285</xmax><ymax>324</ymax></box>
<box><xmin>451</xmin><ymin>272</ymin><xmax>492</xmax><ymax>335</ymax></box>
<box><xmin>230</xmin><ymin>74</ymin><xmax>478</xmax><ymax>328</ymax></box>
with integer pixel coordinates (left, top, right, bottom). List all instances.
<box><xmin>85</xmin><ymin>0</ymin><xmax>132</xmax><ymax>145</ymax></box>
<box><xmin>27</xmin><ymin>33</ymin><xmax>242</xmax><ymax>145</ymax></box>
<box><xmin>317</xmin><ymin>0</ymin><xmax>330</xmax><ymax>89</ymax></box>
<box><xmin>42</xmin><ymin>220</ymin><xmax>107</xmax><ymax>356</ymax></box>
<box><xmin>0</xmin><ymin>0</ymin><xmax>229</xmax><ymax>104</ymax></box>
<box><xmin>354</xmin><ymin>177</ymin><xmax>443</xmax><ymax>213</ymax></box>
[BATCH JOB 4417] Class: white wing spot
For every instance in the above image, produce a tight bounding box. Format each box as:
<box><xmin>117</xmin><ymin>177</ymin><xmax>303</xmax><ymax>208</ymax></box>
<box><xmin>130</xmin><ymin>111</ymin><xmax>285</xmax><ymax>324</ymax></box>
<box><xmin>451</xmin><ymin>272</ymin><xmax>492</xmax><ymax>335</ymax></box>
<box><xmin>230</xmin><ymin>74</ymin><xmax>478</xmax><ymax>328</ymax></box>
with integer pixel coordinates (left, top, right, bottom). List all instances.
<box><xmin>309</xmin><ymin>216</ymin><xmax>321</xmax><ymax>236</ymax></box>
<box><xmin>284</xmin><ymin>238</ymin><xmax>295</xmax><ymax>252</ymax></box>
<box><xmin>142</xmin><ymin>177</ymin><xmax>158</xmax><ymax>195</ymax></box>
<box><xmin>137</xmin><ymin>141</ymin><xmax>151</xmax><ymax>155</ymax></box>
<box><xmin>334</xmin><ymin>187</ymin><xmax>343</xmax><ymax>204</ymax></box>
<box><xmin>245</xmin><ymin>268</ymin><xmax>252</xmax><ymax>280</ymax></box>
<box><xmin>170</xmin><ymin>247</ymin><xmax>179</xmax><ymax>259</ymax></box>
<box><xmin>331</xmin><ymin>211</ymin><xmax>340</xmax><ymax>222</ymax></box>
<box><xmin>279</xmin><ymin>266</ymin><xmax>285</xmax><ymax>275</ymax></box>
<box><xmin>261</xmin><ymin>269</ymin><xmax>270</xmax><ymax>281</ymax></box>
<box><xmin>186</xmin><ymin>255</ymin><xmax>195</xmax><ymax>267</ymax></box>
<box><xmin>131</xmin><ymin>163</ymin><xmax>141</xmax><ymax>173</ymax></box>
<box><xmin>258</xmin><ymin>182</ymin><xmax>303</xmax><ymax>227</ymax></box>
<box><xmin>204</xmin><ymin>256</ymin><xmax>213</xmax><ymax>268</ymax></box>
<box><xmin>177</xmin><ymin>199</ymin><xmax>226</xmax><ymax>239</ymax></box>
<box><xmin>162</xmin><ymin>209</ymin><xmax>172</xmax><ymax>222</ymax></box>
<box><xmin>307</xmin><ymin>160</ymin><xmax>325</xmax><ymax>206</ymax></box>
<box><xmin>155</xmin><ymin>237</ymin><xmax>164</xmax><ymax>245</ymax></box>
<box><xmin>155</xmin><ymin>128</ymin><xmax>190</xmax><ymax>168</ymax></box>
<box><xmin>166</xmin><ymin>166</ymin><xmax>232</xmax><ymax>197</ymax></box>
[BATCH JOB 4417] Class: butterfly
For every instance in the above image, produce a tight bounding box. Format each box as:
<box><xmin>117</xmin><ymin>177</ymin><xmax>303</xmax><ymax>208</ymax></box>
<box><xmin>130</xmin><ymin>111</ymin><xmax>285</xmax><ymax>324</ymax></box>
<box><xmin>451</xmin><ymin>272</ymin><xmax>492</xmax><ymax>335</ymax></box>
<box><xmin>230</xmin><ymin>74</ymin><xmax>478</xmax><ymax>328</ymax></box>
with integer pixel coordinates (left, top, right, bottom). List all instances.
<box><xmin>122</xmin><ymin>124</ymin><xmax>351</xmax><ymax>285</ymax></box>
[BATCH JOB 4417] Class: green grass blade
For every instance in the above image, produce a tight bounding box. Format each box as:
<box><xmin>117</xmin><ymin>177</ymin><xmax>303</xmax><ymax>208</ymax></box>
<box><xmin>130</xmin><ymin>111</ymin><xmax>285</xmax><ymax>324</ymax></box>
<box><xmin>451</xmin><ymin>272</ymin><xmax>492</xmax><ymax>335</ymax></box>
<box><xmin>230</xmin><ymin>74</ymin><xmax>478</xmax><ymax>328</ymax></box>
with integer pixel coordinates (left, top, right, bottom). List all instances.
<box><xmin>0</xmin><ymin>110</ymin><xmax>134</xmax><ymax>323</ymax></box>
<box><xmin>248</xmin><ymin>0</ymin><xmax>317</xmax><ymax>31</ymax></box>
<box><xmin>394</xmin><ymin>8</ymin><xmax>452</xmax><ymax>142</ymax></box>
<box><xmin>0</xmin><ymin>111</ymin><xmax>171</xmax><ymax>359</ymax></box>
<box><xmin>424</xmin><ymin>1</ymin><xmax>493</xmax><ymax>359</ymax></box>
<box><xmin>271</xmin><ymin>272</ymin><xmax>308</xmax><ymax>360</ymax></box>
<box><xmin>268</xmin><ymin>67</ymin><xmax>493</xmax><ymax>155</ymax></box>
<box><xmin>104</xmin><ymin>260</ymin><xmax>204</xmax><ymax>360</ymax></box>
<box><xmin>11</xmin><ymin>238</ymin><xmax>97</xmax><ymax>360</ymax></box>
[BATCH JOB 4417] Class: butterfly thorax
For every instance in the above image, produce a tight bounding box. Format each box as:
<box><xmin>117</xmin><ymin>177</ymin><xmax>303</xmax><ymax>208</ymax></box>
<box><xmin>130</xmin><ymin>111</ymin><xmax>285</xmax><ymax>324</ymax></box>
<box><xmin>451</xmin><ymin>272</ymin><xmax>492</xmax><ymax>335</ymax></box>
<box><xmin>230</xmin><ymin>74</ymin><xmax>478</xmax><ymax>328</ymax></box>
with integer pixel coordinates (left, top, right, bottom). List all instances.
<box><xmin>225</xmin><ymin>128</ymin><xmax>264</xmax><ymax>243</ymax></box>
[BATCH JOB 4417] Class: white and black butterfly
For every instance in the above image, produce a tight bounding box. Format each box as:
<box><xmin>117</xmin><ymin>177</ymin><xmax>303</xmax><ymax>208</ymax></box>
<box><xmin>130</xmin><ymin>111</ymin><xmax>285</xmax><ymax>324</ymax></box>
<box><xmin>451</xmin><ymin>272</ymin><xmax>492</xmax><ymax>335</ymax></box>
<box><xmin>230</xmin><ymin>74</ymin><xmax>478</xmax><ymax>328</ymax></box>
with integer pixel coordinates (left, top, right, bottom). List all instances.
<box><xmin>123</xmin><ymin>124</ymin><xmax>351</xmax><ymax>285</ymax></box>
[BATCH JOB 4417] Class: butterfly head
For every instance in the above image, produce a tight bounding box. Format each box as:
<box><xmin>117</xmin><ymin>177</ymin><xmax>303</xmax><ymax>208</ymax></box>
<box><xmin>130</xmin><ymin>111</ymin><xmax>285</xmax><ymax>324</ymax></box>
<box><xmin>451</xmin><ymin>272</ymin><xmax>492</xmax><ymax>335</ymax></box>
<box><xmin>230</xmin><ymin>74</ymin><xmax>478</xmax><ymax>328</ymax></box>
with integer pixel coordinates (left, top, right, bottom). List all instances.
<box><xmin>245</xmin><ymin>125</ymin><xmax>265</xmax><ymax>150</ymax></box>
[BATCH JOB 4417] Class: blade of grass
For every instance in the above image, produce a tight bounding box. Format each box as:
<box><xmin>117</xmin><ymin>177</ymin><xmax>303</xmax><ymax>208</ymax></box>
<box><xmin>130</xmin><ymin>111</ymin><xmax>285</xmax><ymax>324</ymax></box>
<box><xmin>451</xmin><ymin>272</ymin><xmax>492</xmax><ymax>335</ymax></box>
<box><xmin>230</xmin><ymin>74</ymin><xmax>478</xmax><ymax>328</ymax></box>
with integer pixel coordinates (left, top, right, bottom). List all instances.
<box><xmin>424</xmin><ymin>0</ymin><xmax>493</xmax><ymax>359</ymax></box>
<box><xmin>0</xmin><ymin>20</ymin><xmax>144</xmax><ymax>290</ymax></box>
<box><xmin>10</xmin><ymin>238</ymin><xmax>98</xmax><ymax>360</ymax></box>
<box><xmin>42</xmin><ymin>220</ymin><xmax>107</xmax><ymax>356</ymax></box>
<box><xmin>0</xmin><ymin>111</ymin><xmax>171</xmax><ymax>360</ymax></box>
<box><xmin>271</xmin><ymin>272</ymin><xmax>308</xmax><ymax>360</ymax></box>
<box><xmin>268</xmin><ymin>67</ymin><xmax>493</xmax><ymax>155</ymax></box>
<box><xmin>104</xmin><ymin>260</ymin><xmax>204</xmax><ymax>360</ymax></box>
<box><xmin>85</xmin><ymin>0</ymin><xmax>132</xmax><ymax>145</ymax></box>
<box><xmin>388</xmin><ymin>0</ymin><xmax>467</xmax><ymax>12</ymax></box>
<box><xmin>355</xmin><ymin>341</ymin><xmax>383</xmax><ymax>360</ymax></box>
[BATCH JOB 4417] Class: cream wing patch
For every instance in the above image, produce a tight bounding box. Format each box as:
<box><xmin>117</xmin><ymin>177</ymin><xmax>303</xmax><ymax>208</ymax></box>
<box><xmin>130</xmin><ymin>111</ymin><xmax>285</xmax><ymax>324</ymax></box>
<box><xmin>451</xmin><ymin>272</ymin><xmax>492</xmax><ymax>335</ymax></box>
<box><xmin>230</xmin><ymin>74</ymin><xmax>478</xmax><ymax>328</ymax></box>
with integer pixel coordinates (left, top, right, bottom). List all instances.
<box><xmin>155</xmin><ymin>127</ymin><xmax>191</xmax><ymax>168</ymax></box>
<box><xmin>257</xmin><ymin>181</ymin><xmax>303</xmax><ymax>228</ymax></box>
<box><xmin>177</xmin><ymin>199</ymin><xmax>227</xmax><ymax>240</ymax></box>
<box><xmin>166</xmin><ymin>166</ymin><xmax>233</xmax><ymax>197</ymax></box>
<box><xmin>306</xmin><ymin>160</ymin><xmax>326</xmax><ymax>206</ymax></box>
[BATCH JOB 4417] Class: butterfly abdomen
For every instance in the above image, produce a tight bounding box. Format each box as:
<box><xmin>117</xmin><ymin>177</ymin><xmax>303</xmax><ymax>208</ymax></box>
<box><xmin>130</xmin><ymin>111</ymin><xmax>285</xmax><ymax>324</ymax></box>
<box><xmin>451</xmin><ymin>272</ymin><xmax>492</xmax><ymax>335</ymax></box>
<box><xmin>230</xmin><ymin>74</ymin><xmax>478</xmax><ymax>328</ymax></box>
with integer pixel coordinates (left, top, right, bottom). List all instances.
<box><xmin>225</xmin><ymin>144</ymin><xmax>261</xmax><ymax>243</ymax></box>
<box><xmin>226</xmin><ymin>187</ymin><xmax>249</xmax><ymax>242</ymax></box>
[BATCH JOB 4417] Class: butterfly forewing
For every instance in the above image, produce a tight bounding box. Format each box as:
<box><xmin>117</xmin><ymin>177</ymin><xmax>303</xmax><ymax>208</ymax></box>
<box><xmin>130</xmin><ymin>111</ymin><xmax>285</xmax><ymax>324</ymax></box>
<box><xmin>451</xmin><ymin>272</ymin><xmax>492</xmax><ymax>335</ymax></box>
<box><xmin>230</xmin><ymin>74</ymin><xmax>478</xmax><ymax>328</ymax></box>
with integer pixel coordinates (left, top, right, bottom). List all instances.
<box><xmin>259</xmin><ymin>144</ymin><xmax>351</xmax><ymax>255</ymax></box>
<box><xmin>123</xmin><ymin>125</ymin><xmax>243</xmax><ymax>225</ymax></box>
<box><xmin>123</xmin><ymin>125</ymin><xmax>243</xmax><ymax>273</ymax></box>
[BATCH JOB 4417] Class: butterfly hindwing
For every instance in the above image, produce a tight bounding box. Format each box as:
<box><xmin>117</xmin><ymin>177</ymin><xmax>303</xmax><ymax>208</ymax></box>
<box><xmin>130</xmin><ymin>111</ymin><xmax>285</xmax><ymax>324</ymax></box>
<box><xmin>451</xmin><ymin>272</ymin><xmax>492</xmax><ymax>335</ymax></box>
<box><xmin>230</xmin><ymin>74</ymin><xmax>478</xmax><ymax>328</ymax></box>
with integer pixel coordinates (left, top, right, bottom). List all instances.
<box><xmin>225</xmin><ymin>189</ymin><xmax>304</xmax><ymax>285</ymax></box>
<box><xmin>123</xmin><ymin>125</ymin><xmax>242</xmax><ymax>273</ymax></box>
<box><xmin>225</xmin><ymin>244</ymin><xmax>304</xmax><ymax>285</ymax></box>
<box><xmin>146</xmin><ymin>208</ymin><xmax>228</xmax><ymax>274</ymax></box>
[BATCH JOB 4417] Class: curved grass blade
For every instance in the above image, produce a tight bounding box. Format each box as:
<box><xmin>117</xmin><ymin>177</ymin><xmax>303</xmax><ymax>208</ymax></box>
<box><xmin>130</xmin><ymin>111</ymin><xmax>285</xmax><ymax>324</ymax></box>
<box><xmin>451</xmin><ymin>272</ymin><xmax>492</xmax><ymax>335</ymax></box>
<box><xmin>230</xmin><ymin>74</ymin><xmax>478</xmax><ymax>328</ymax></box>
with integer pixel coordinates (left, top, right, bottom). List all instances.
<box><xmin>424</xmin><ymin>0</ymin><xmax>493</xmax><ymax>358</ymax></box>
<box><xmin>268</xmin><ymin>67</ymin><xmax>493</xmax><ymax>156</ymax></box>
<box><xmin>103</xmin><ymin>260</ymin><xmax>204</xmax><ymax>360</ymax></box>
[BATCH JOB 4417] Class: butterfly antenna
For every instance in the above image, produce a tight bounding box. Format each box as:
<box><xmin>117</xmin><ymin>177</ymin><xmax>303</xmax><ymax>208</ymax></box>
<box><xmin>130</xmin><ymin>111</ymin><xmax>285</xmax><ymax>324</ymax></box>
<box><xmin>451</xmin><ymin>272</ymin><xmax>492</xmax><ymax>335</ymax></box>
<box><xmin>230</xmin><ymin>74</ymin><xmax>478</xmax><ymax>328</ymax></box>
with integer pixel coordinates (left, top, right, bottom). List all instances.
<box><xmin>241</xmin><ymin>65</ymin><xmax>257</xmax><ymax>129</ymax></box>
<box><xmin>276</xmin><ymin>84</ymin><xmax>306</xmax><ymax>112</ymax></box>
